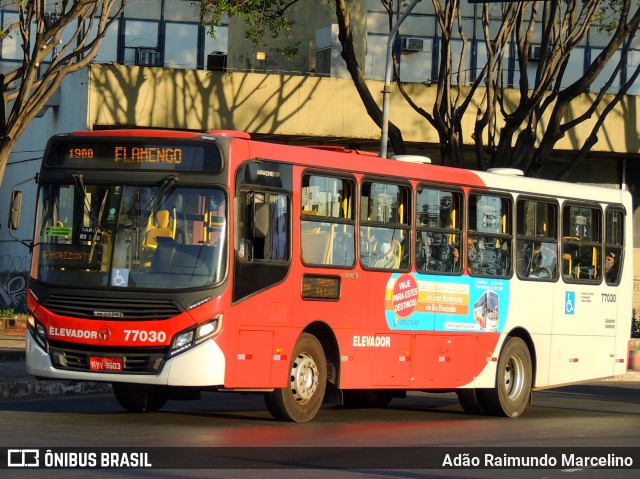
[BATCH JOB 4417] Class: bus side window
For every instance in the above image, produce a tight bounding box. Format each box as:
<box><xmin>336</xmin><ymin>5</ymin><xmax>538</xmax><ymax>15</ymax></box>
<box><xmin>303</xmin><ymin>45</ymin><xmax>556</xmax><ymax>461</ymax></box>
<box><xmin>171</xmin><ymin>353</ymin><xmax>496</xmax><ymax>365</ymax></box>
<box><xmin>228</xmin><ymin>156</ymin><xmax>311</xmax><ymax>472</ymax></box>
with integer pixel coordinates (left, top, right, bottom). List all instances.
<box><xmin>561</xmin><ymin>204</ymin><xmax>601</xmax><ymax>283</ymax></box>
<box><xmin>359</xmin><ymin>180</ymin><xmax>410</xmax><ymax>271</ymax></box>
<box><xmin>604</xmin><ymin>208</ymin><xmax>624</xmax><ymax>285</ymax></box>
<box><xmin>415</xmin><ymin>186</ymin><xmax>462</xmax><ymax>274</ymax></box>
<box><xmin>300</xmin><ymin>174</ymin><xmax>355</xmax><ymax>267</ymax></box>
<box><xmin>238</xmin><ymin>191</ymin><xmax>289</xmax><ymax>262</ymax></box>
<box><xmin>515</xmin><ymin>199</ymin><xmax>558</xmax><ymax>280</ymax></box>
<box><xmin>468</xmin><ymin>193</ymin><xmax>512</xmax><ymax>277</ymax></box>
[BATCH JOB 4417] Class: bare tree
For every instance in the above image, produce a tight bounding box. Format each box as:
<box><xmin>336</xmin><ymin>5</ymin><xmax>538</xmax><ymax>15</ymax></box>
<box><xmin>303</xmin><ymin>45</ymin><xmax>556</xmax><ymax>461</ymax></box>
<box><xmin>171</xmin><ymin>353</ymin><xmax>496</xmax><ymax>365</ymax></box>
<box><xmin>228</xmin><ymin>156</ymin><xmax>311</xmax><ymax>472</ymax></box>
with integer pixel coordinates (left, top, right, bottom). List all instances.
<box><xmin>200</xmin><ymin>0</ymin><xmax>407</xmax><ymax>155</ymax></box>
<box><xmin>0</xmin><ymin>0</ymin><xmax>124</xmax><ymax>187</ymax></box>
<box><xmin>522</xmin><ymin>0</ymin><xmax>640</xmax><ymax>176</ymax></box>
<box><xmin>459</xmin><ymin>0</ymin><xmax>640</xmax><ymax>176</ymax></box>
<box><xmin>393</xmin><ymin>1</ymin><xmax>520</xmax><ymax>167</ymax></box>
<box><xmin>199</xmin><ymin>0</ymin><xmax>640</xmax><ymax>177</ymax></box>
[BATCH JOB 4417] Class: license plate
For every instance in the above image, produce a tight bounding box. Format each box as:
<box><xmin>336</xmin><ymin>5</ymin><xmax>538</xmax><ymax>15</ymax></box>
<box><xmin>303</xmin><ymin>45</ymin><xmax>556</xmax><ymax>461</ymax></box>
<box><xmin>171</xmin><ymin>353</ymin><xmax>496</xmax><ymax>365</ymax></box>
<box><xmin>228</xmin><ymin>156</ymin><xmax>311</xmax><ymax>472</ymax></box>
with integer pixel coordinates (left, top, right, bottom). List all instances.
<box><xmin>89</xmin><ymin>356</ymin><xmax>123</xmax><ymax>372</ymax></box>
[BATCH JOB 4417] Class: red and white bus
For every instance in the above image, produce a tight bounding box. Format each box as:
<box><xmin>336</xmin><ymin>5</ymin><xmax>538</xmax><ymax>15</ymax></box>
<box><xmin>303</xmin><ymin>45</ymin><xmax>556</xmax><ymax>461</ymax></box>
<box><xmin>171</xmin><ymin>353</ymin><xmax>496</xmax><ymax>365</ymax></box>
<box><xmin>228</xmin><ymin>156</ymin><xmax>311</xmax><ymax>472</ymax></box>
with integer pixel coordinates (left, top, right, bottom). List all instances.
<box><xmin>12</xmin><ymin>129</ymin><xmax>633</xmax><ymax>421</ymax></box>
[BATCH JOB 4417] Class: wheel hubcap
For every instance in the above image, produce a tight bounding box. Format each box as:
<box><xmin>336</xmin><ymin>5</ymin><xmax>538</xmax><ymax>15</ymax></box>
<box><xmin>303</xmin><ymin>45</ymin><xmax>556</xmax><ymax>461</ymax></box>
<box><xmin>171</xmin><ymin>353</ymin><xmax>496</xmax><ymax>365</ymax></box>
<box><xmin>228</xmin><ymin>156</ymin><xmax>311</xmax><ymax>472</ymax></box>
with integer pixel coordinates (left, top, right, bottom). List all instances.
<box><xmin>503</xmin><ymin>354</ymin><xmax>525</xmax><ymax>400</ymax></box>
<box><xmin>290</xmin><ymin>352</ymin><xmax>318</xmax><ymax>404</ymax></box>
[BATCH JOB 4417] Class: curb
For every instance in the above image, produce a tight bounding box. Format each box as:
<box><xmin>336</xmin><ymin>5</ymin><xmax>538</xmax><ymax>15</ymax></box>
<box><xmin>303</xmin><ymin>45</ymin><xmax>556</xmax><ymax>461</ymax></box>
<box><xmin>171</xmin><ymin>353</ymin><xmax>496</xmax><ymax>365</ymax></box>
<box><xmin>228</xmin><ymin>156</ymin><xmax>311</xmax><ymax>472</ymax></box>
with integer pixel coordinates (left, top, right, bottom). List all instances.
<box><xmin>0</xmin><ymin>349</ymin><xmax>25</xmax><ymax>362</ymax></box>
<box><xmin>0</xmin><ymin>378</ymin><xmax>112</xmax><ymax>400</ymax></box>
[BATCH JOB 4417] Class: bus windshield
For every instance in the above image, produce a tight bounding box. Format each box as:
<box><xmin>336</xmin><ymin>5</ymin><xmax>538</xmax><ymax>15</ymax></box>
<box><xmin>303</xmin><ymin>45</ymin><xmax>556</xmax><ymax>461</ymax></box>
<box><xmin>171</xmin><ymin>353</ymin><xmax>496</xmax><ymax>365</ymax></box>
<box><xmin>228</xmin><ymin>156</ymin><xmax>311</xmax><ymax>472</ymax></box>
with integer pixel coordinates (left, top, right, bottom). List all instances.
<box><xmin>32</xmin><ymin>182</ymin><xmax>227</xmax><ymax>290</ymax></box>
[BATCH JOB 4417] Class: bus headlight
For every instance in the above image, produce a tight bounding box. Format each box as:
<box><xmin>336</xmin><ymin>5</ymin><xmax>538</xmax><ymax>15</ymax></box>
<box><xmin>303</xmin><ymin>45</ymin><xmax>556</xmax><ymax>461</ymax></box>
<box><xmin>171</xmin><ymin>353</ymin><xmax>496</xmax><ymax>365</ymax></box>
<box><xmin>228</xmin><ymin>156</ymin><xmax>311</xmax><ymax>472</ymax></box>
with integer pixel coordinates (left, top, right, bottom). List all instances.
<box><xmin>169</xmin><ymin>316</ymin><xmax>222</xmax><ymax>357</ymax></box>
<box><xmin>27</xmin><ymin>313</ymin><xmax>48</xmax><ymax>351</ymax></box>
<box><xmin>173</xmin><ymin>330</ymin><xmax>194</xmax><ymax>351</ymax></box>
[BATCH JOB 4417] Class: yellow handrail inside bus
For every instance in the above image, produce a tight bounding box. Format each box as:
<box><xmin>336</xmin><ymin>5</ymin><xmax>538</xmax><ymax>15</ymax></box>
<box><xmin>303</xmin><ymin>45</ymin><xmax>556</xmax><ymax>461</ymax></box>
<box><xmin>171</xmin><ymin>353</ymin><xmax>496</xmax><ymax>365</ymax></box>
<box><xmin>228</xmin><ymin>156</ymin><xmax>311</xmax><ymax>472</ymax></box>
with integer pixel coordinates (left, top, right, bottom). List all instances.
<box><xmin>562</xmin><ymin>253</ymin><xmax>572</xmax><ymax>277</ymax></box>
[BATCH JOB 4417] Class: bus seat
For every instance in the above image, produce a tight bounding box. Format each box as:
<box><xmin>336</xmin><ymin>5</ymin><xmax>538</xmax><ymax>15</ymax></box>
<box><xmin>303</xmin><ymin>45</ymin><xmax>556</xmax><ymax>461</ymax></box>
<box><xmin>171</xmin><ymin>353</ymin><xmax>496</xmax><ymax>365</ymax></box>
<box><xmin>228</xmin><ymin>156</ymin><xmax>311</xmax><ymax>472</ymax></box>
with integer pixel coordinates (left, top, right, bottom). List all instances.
<box><xmin>143</xmin><ymin>210</ymin><xmax>173</xmax><ymax>266</ymax></box>
<box><xmin>144</xmin><ymin>210</ymin><xmax>173</xmax><ymax>249</ymax></box>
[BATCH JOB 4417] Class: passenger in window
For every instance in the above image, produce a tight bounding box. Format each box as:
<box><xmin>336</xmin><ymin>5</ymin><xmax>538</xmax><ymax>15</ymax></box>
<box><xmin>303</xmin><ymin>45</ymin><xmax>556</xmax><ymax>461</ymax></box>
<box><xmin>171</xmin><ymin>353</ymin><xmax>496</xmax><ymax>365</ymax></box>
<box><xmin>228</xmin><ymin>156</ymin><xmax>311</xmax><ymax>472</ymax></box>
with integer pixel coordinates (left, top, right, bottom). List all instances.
<box><xmin>467</xmin><ymin>237</ymin><xmax>481</xmax><ymax>275</ymax></box>
<box><xmin>530</xmin><ymin>241</ymin><xmax>557</xmax><ymax>279</ymax></box>
<box><xmin>373</xmin><ymin>239</ymin><xmax>401</xmax><ymax>269</ymax></box>
<box><xmin>468</xmin><ymin>236</ymin><xmax>507</xmax><ymax>276</ymax></box>
<box><xmin>605</xmin><ymin>252</ymin><xmax>618</xmax><ymax>283</ymax></box>
<box><xmin>516</xmin><ymin>242</ymin><xmax>533</xmax><ymax>277</ymax></box>
<box><xmin>436</xmin><ymin>242</ymin><xmax>459</xmax><ymax>272</ymax></box>
<box><xmin>430</xmin><ymin>236</ymin><xmax>460</xmax><ymax>273</ymax></box>
<box><xmin>416</xmin><ymin>239</ymin><xmax>428</xmax><ymax>270</ymax></box>
<box><xmin>333</xmin><ymin>229</ymin><xmax>355</xmax><ymax>266</ymax></box>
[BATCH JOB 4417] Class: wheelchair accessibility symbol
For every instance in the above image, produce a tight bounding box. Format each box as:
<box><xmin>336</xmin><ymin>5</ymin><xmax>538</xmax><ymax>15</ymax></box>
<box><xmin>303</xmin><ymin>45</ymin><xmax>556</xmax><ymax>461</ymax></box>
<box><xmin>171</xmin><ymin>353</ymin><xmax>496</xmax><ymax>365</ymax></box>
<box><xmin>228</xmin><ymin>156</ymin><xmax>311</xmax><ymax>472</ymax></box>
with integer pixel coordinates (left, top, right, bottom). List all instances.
<box><xmin>111</xmin><ymin>268</ymin><xmax>129</xmax><ymax>288</ymax></box>
<box><xmin>565</xmin><ymin>291</ymin><xmax>575</xmax><ymax>315</ymax></box>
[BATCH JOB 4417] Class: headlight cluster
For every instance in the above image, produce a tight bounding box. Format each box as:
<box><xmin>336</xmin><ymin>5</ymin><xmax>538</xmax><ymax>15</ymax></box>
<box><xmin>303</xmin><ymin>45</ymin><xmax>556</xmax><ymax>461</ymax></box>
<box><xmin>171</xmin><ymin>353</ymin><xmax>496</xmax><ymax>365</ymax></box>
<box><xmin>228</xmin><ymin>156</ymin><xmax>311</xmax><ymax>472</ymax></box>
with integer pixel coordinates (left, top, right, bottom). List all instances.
<box><xmin>169</xmin><ymin>315</ymin><xmax>222</xmax><ymax>357</ymax></box>
<box><xmin>27</xmin><ymin>312</ymin><xmax>47</xmax><ymax>350</ymax></box>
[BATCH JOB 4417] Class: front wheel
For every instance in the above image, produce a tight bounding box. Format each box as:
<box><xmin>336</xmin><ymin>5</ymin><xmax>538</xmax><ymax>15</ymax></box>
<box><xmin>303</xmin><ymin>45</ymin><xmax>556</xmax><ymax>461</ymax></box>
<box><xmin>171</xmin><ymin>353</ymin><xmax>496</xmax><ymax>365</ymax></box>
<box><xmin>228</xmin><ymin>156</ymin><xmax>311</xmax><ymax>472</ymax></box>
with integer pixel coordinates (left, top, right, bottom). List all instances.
<box><xmin>264</xmin><ymin>333</ymin><xmax>327</xmax><ymax>422</ymax></box>
<box><xmin>112</xmin><ymin>383</ymin><xmax>168</xmax><ymax>413</ymax></box>
<box><xmin>477</xmin><ymin>337</ymin><xmax>532</xmax><ymax>417</ymax></box>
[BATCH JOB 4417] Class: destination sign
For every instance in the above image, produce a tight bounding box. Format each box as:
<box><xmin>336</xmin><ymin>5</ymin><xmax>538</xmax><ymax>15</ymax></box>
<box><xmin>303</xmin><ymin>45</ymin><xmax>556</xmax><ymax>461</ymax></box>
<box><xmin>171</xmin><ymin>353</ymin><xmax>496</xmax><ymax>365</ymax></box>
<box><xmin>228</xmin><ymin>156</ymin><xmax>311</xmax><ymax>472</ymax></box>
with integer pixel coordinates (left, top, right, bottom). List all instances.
<box><xmin>45</xmin><ymin>137</ymin><xmax>223</xmax><ymax>172</ymax></box>
<box><xmin>40</xmin><ymin>243</ymin><xmax>102</xmax><ymax>270</ymax></box>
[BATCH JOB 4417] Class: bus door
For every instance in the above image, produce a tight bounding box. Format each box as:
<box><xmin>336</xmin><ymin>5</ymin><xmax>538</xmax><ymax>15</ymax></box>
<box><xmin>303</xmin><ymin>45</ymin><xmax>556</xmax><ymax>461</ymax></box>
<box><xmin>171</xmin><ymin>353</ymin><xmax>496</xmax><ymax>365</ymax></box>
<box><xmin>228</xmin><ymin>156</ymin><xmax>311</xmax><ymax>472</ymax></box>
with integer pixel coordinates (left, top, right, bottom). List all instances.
<box><xmin>230</xmin><ymin>160</ymin><xmax>293</xmax><ymax>387</ymax></box>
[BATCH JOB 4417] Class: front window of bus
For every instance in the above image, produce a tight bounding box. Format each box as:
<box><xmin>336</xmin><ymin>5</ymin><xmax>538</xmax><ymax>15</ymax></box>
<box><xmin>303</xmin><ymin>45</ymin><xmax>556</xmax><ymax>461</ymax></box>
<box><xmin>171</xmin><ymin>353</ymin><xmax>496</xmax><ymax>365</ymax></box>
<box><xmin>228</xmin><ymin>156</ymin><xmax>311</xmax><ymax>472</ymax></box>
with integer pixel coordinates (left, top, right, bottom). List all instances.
<box><xmin>32</xmin><ymin>183</ymin><xmax>227</xmax><ymax>290</ymax></box>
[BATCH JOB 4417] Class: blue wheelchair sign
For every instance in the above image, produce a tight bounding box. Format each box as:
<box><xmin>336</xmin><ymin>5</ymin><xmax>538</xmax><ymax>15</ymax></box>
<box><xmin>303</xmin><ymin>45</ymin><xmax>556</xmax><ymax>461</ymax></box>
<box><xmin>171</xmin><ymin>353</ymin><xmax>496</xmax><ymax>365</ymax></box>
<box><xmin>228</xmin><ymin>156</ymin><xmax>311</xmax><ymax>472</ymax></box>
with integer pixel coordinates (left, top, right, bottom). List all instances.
<box><xmin>565</xmin><ymin>291</ymin><xmax>575</xmax><ymax>315</ymax></box>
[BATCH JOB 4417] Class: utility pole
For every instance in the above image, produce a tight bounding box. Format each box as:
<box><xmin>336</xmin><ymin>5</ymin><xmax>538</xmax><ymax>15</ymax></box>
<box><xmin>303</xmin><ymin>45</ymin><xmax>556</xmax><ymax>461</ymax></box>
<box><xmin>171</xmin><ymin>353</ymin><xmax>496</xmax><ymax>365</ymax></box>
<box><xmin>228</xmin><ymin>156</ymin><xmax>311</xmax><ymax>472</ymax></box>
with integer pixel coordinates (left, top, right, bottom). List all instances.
<box><xmin>379</xmin><ymin>0</ymin><xmax>422</xmax><ymax>158</ymax></box>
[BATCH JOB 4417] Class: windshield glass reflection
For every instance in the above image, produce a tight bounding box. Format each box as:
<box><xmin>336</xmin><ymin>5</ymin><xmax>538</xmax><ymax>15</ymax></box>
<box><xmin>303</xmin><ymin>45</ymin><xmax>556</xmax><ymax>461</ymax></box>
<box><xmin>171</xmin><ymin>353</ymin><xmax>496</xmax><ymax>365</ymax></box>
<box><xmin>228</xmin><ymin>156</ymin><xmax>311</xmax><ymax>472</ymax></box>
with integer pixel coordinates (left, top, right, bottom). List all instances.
<box><xmin>33</xmin><ymin>183</ymin><xmax>227</xmax><ymax>290</ymax></box>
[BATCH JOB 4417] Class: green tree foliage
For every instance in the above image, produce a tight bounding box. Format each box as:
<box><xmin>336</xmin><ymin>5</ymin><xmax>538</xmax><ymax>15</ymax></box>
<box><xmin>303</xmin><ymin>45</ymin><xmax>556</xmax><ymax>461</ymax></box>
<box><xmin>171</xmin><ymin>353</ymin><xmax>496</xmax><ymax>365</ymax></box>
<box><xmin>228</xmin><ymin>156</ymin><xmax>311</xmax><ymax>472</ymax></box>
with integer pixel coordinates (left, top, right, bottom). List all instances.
<box><xmin>200</xmin><ymin>0</ymin><xmax>300</xmax><ymax>52</ymax></box>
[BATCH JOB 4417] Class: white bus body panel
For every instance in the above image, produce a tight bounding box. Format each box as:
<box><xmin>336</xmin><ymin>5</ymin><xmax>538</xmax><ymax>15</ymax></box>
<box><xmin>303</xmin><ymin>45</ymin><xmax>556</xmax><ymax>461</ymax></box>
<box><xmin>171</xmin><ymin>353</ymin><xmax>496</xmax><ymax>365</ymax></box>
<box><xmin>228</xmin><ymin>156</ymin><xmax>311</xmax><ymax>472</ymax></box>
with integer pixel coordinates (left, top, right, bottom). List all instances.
<box><xmin>473</xmin><ymin>171</ymin><xmax>633</xmax><ymax>388</ymax></box>
<box><xmin>26</xmin><ymin>334</ymin><xmax>226</xmax><ymax>387</ymax></box>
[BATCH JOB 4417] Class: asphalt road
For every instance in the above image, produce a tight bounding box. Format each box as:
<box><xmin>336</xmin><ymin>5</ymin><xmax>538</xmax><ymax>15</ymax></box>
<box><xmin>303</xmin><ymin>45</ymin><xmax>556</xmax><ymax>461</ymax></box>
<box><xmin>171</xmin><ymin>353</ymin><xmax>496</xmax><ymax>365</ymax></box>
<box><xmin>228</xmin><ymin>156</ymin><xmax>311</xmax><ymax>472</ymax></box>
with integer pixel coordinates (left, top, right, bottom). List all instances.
<box><xmin>1</xmin><ymin>380</ymin><xmax>639</xmax><ymax>478</ymax></box>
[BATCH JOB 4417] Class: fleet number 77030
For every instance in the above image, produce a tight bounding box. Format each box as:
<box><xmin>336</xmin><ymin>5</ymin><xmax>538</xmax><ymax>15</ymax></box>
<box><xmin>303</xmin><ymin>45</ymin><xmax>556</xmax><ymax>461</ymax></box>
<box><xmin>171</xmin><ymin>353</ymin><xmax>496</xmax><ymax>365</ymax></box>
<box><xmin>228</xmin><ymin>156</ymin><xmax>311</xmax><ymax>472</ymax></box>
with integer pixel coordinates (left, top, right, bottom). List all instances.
<box><xmin>123</xmin><ymin>329</ymin><xmax>167</xmax><ymax>342</ymax></box>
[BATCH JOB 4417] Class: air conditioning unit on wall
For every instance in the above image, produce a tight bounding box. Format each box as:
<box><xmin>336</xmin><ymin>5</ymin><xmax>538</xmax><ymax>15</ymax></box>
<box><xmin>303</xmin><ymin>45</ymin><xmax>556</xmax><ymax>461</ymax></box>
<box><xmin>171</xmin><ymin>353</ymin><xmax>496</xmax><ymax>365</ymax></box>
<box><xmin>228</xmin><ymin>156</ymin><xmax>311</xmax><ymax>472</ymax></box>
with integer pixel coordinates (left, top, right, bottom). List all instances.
<box><xmin>135</xmin><ymin>47</ymin><xmax>160</xmax><ymax>67</ymax></box>
<box><xmin>529</xmin><ymin>45</ymin><xmax>546</xmax><ymax>61</ymax></box>
<box><xmin>401</xmin><ymin>37</ymin><xmax>424</xmax><ymax>53</ymax></box>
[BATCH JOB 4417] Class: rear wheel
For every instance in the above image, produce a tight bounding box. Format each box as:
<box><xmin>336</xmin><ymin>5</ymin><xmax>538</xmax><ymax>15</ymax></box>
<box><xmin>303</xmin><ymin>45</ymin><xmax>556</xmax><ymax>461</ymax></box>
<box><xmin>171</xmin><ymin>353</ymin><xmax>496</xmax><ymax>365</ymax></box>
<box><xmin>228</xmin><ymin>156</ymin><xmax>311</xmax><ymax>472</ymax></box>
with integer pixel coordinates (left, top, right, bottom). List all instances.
<box><xmin>477</xmin><ymin>337</ymin><xmax>532</xmax><ymax>417</ymax></box>
<box><xmin>112</xmin><ymin>383</ymin><xmax>168</xmax><ymax>413</ymax></box>
<box><xmin>264</xmin><ymin>333</ymin><xmax>327</xmax><ymax>422</ymax></box>
<box><xmin>456</xmin><ymin>388</ymin><xmax>485</xmax><ymax>415</ymax></box>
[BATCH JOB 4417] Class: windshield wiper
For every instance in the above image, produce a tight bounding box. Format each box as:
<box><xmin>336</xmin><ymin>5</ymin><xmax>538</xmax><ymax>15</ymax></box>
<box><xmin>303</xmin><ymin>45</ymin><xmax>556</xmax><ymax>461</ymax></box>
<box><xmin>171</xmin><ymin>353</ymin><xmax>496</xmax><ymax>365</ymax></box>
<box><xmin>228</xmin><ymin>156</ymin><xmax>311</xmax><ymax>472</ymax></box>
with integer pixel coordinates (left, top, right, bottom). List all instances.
<box><xmin>88</xmin><ymin>192</ymin><xmax>108</xmax><ymax>263</ymax></box>
<box><xmin>134</xmin><ymin>174</ymin><xmax>178</xmax><ymax>229</ymax></box>
<box><xmin>72</xmin><ymin>172</ymin><xmax>99</xmax><ymax>226</ymax></box>
<box><xmin>72</xmin><ymin>172</ymin><xmax>108</xmax><ymax>263</ymax></box>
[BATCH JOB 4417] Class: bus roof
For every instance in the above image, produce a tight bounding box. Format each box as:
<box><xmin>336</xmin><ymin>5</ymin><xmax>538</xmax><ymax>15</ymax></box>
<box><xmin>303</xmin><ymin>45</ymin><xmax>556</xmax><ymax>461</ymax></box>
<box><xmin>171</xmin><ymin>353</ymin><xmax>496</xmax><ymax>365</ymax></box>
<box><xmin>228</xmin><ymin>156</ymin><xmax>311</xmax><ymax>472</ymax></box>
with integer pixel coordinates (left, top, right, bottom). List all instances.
<box><xmin>64</xmin><ymin>129</ymin><xmax>628</xmax><ymax>205</ymax></box>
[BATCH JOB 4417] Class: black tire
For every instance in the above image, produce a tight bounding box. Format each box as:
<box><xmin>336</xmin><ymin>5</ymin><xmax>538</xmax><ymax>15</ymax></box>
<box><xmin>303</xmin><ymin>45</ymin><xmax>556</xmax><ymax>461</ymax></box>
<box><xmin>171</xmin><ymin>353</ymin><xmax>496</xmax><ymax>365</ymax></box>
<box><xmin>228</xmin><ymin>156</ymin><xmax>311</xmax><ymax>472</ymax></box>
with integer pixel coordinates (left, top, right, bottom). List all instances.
<box><xmin>264</xmin><ymin>333</ymin><xmax>327</xmax><ymax>422</ymax></box>
<box><xmin>343</xmin><ymin>390</ymin><xmax>393</xmax><ymax>409</ymax></box>
<box><xmin>477</xmin><ymin>337</ymin><xmax>532</xmax><ymax>418</ymax></box>
<box><xmin>456</xmin><ymin>388</ymin><xmax>485</xmax><ymax>415</ymax></box>
<box><xmin>112</xmin><ymin>383</ymin><xmax>168</xmax><ymax>413</ymax></box>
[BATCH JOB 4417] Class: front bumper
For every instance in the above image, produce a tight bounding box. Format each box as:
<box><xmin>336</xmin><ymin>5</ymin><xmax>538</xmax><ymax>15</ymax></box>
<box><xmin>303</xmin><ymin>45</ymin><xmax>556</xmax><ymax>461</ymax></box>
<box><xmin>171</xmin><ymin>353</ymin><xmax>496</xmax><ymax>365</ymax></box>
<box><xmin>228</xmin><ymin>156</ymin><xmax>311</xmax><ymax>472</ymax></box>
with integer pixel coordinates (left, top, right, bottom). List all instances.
<box><xmin>25</xmin><ymin>333</ymin><xmax>226</xmax><ymax>387</ymax></box>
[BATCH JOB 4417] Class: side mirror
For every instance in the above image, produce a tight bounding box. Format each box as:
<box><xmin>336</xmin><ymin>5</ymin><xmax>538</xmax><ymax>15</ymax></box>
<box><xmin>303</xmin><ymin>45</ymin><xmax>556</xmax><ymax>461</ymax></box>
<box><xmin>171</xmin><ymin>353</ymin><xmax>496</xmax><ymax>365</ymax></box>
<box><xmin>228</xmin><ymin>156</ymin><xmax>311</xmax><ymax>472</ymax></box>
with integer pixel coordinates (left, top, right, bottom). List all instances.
<box><xmin>9</xmin><ymin>190</ymin><xmax>23</xmax><ymax>230</ymax></box>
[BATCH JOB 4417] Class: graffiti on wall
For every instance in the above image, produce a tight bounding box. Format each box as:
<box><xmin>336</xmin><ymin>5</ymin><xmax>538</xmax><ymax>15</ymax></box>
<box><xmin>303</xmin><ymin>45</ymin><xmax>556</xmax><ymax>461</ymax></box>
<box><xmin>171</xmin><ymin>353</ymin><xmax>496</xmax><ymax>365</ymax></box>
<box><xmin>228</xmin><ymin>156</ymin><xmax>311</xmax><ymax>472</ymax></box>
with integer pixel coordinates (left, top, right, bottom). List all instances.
<box><xmin>0</xmin><ymin>254</ymin><xmax>29</xmax><ymax>312</ymax></box>
<box><xmin>0</xmin><ymin>273</ymin><xmax>27</xmax><ymax>312</ymax></box>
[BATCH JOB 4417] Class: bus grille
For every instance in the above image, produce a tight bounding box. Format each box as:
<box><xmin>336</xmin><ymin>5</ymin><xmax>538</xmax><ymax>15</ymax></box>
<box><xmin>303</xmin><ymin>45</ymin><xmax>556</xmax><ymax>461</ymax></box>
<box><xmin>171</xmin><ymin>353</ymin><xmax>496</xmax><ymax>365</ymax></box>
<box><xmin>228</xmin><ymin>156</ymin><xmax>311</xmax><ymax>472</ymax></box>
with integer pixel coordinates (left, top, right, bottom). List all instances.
<box><xmin>43</xmin><ymin>294</ymin><xmax>182</xmax><ymax>320</ymax></box>
<box><xmin>49</xmin><ymin>343</ymin><xmax>166</xmax><ymax>374</ymax></box>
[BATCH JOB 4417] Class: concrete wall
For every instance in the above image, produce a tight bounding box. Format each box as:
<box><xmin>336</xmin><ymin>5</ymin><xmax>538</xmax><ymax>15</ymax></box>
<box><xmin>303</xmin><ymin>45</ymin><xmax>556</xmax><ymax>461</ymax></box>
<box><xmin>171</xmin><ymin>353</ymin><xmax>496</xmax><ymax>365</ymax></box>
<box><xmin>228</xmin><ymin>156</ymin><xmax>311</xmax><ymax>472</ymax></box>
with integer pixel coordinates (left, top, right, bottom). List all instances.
<box><xmin>0</xmin><ymin>70</ymin><xmax>91</xmax><ymax>306</ymax></box>
<box><xmin>87</xmin><ymin>64</ymin><xmax>640</xmax><ymax>155</ymax></box>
